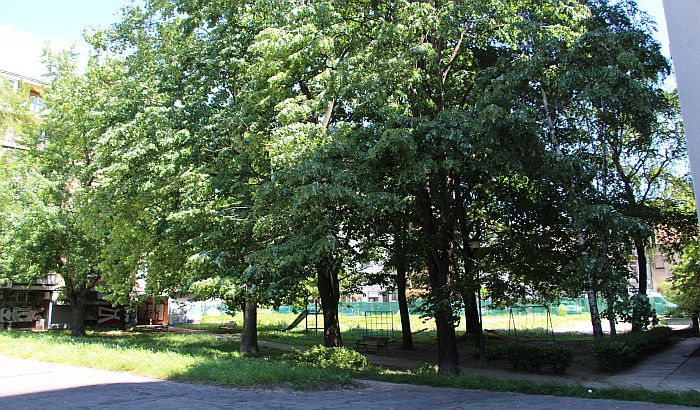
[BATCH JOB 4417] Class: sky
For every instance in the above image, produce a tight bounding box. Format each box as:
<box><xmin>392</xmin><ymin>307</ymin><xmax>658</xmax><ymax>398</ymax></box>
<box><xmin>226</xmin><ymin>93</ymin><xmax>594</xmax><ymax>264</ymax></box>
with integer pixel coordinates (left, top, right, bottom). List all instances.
<box><xmin>0</xmin><ymin>0</ymin><xmax>139</xmax><ymax>79</ymax></box>
<box><xmin>0</xmin><ymin>0</ymin><xmax>672</xmax><ymax>81</ymax></box>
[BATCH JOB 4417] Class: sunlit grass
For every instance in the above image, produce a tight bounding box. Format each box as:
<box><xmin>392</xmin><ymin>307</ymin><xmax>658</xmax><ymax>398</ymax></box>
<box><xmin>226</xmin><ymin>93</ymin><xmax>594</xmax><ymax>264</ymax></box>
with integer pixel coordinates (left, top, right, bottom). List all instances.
<box><xmin>178</xmin><ymin>310</ymin><xmax>598</xmax><ymax>347</ymax></box>
<box><xmin>0</xmin><ymin>331</ymin><xmax>351</xmax><ymax>387</ymax></box>
<box><xmin>0</xmin><ymin>330</ymin><xmax>697</xmax><ymax>407</ymax></box>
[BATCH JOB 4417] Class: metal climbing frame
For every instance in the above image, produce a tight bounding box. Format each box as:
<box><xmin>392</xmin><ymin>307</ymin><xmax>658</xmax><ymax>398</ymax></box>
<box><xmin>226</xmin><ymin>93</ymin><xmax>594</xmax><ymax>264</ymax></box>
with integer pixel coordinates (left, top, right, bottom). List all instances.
<box><xmin>363</xmin><ymin>310</ymin><xmax>395</xmax><ymax>338</ymax></box>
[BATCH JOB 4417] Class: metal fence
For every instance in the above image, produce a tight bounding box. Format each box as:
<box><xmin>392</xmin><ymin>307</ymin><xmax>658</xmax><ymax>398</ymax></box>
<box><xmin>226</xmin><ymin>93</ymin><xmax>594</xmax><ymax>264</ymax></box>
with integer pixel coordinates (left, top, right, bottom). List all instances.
<box><xmin>274</xmin><ymin>293</ymin><xmax>677</xmax><ymax>317</ymax></box>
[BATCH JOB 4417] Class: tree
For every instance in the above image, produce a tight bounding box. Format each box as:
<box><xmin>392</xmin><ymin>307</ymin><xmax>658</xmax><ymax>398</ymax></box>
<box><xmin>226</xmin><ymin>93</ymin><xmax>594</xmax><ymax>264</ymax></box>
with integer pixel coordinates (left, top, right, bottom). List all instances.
<box><xmin>669</xmin><ymin>242</ymin><xmax>700</xmax><ymax>334</ymax></box>
<box><xmin>243</xmin><ymin>0</ymin><xmax>589</xmax><ymax>372</ymax></box>
<box><xmin>504</xmin><ymin>0</ymin><xmax>690</xmax><ymax>336</ymax></box>
<box><xmin>0</xmin><ymin>50</ymin><xmax>118</xmax><ymax>336</ymax></box>
<box><xmin>86</xmin><ymin>0</ymin><xmax>272</xmax><ymax>353</ymax></box>
<box><xmin>564</xmin><ymin>1</ymin><xmax>687</xmax><ymax>331</ymax></box>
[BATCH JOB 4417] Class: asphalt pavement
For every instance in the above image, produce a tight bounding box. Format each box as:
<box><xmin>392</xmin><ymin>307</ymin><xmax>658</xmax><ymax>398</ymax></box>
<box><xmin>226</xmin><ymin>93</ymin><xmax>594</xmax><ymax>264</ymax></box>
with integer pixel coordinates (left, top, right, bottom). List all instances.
<box><xmin>0</xmin><ymin>355</ymin><xmax>697</xmax><ymax>410</ymax></box>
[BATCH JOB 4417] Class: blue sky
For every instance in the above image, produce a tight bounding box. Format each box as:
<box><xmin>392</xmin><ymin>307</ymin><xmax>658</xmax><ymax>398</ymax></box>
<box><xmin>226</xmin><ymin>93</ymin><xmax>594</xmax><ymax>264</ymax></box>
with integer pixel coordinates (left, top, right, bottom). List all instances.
<box><xmin>0</xmin><ymin>0</ymin><xmax>138</xmax><ymax>78</ymax></box>
<box><xmin>0</xmin><ymin>0</ymin><xmax>671</xmax><ymax>81</ymax></box>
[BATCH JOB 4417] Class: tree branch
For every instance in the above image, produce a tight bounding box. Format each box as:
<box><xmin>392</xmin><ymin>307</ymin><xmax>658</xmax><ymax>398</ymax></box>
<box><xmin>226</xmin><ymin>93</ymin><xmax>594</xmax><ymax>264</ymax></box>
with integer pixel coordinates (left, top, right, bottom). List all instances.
<box><xmin>442</xmin><ymin>26</ymin><xmax>468</xmax><ymax>84</ymax></box>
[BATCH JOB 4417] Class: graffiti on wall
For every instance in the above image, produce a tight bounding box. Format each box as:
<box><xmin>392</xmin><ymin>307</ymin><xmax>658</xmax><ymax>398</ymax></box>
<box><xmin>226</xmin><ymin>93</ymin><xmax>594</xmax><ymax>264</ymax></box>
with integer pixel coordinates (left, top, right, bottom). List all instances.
<box><xmin>97</xmin><ymin>306</ymin><xmax>125</xmax><ymax>326</ymax></box>
<box><xmin>137</xmin><ymin>300</ymin><xmax>168</xmax><ymax>325</ymax></box>
<box><xmin>0</xmin><ymin>306</ymin><xmax>44</xmax><ymax>323</ymax></box>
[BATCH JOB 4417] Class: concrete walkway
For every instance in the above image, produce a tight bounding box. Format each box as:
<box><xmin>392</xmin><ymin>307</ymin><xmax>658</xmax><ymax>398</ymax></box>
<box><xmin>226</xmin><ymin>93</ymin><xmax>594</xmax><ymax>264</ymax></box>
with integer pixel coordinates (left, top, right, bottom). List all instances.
<box><xmin>606</xmin><ymin>337</ymin><xmax>700</xmax><ymax>392</ymax></box>
<box><xmin>0</xmin><ymin>355</ymin><xmax>695</xmax><ymax>410</ymax></box>
<box><xmin>364</xmin><ymin>339</ymin><xmax>700</xmax><ymax>393</ymax></box>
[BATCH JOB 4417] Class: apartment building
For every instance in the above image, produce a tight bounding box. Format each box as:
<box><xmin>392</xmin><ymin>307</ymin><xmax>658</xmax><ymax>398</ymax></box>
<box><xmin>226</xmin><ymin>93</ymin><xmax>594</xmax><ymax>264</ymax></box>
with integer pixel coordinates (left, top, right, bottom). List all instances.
<box><xmin>0</xmin><ymin>69</ymin><xmax>44</xmax><ymax>152</ymax></box>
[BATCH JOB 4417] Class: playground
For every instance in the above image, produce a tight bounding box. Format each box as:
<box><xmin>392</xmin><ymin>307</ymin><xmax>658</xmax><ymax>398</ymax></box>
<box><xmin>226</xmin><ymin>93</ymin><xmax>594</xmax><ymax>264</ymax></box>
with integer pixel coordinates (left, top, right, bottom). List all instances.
<box><xmin>0</xmin><ymin>307</ymin><xmax>696</xmax><ymax>407</ymax></box>
<box><xmin>180</xmin><ymin>304</ymin><xmax>663</xmax><ymax>379</ymax></box>
<box><xmin>190</xmin><ymin>302</ymin><xmax>642</xmax><ymax>346</ymax></box>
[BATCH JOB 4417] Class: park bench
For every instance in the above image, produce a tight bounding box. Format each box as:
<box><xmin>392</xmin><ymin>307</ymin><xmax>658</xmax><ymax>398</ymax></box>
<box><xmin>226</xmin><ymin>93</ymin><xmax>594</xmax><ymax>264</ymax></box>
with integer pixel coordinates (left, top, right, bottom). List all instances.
<box><xmin>355</xmin><ymin>335</ymin><xmax>389</xmax><ymax>353</ymax></box>
<box><xmin>218</xmin><ymin>322</ymin><xmax>239</xmax><ymax>334</ymax></box>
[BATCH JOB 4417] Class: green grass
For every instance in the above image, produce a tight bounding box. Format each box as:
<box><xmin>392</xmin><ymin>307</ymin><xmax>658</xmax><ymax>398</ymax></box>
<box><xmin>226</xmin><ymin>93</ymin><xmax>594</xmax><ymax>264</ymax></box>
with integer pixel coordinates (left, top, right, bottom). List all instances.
<box><xmin>367</xmin><ymin>371</ymin><xmax>700</xmax><ymax>408</ymax></box>
<box><xmin>0</xmin><ymin>330</ymin><xmax>352</xmax><ymax>388</ymax></box>
<box><xmin>179</xmin><ymin>310</ymin><xmax>597</xmax><ymax>347</ymax></box>
<box><xmin>0</xmin><ymin>330</ymin><xmax>698</xmax><ymax>407</ymax></box>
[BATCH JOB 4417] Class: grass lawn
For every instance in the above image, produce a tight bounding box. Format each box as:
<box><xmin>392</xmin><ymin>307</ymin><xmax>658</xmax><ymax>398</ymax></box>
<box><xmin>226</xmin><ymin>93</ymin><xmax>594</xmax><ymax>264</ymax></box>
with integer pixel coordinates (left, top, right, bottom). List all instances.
<box><xmin>0</xmin><ymin>330</ymin><xmax>698</xmax><ymax>407</ymax></box>
<box><xmin>0</xmin><ymin>330</ymin><xmax>353</xmax><ymax>388</ymax></box>
<box><xmin>177</xmin><ymin>310</ymin><xmax>598</xmax><ymax>347</ymax></box>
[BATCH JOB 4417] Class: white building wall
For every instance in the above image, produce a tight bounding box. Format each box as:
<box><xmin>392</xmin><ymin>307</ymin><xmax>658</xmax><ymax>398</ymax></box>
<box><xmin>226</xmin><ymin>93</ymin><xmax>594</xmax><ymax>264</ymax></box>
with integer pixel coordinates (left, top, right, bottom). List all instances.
<box><xmin>663</xmin><ymin>1</ymin><xmax>700</xmax><ymax>219</ymax></box>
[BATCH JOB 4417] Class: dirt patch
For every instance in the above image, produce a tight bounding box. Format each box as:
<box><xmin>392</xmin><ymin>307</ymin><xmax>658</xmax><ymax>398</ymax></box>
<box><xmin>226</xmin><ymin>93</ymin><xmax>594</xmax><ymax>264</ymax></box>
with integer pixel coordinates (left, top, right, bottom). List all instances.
<box><xmin>379</xmin><ymin>334</ymin><xmax>605</xmax><ymax>378</ymax></box>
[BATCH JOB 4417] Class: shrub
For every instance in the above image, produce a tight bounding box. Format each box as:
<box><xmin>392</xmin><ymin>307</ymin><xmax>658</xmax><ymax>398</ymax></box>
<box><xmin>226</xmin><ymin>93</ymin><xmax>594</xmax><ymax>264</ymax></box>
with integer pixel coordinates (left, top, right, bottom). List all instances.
<box><xmin>593</xmin><ymin>338</ymin><xmax>640</xmax><ymax>371</ymax></box>
<box><xmin>414</xmin><ymin>364</ymin><xmax>440</xmax><ymax>375</ymax></box>
<box><xmin>475</xmin><ymin>344</ymin><xmax>507</xmax><ymax>361</ymax></box>
<box><xmin>646</xmin><ymin>326</ymin><xmax>673</xmax><ymax>353</ymax></box>
<box><xmin>282</xmin><ymin>346</ymin><xmax>369</xmax><ymax>371</ymax></box>
<box><xmin>481</xmin><ymin>344</ymin><xmax>572</xmax><ymax>374</ymax></box>
<box><xmin>616</xmin><ymin>326</ymin><xmax>673</xmax><ymax>355</ymax></box>
<box><xmin>593</xmin><ymin>327</ymin><xmax>674</xmax><ymax>371</ymax></box>
<box><xmin>545</xmin><ymin>346</ymin><xmax>574</xmax><ymax>374</ymax></box>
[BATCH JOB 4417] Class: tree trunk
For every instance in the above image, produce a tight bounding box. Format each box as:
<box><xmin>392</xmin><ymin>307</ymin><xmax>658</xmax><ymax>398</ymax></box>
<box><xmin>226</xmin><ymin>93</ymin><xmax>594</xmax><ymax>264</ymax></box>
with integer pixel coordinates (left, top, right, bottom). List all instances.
<box><xmin>454</xmin><ymin>180</ymin><xmax>482</xmax><ymax>349</ymax></box>
<box><xmin>70</xmin><ymin>292</ymin><xmax>87</xmax><ymax>337</ymax></box>
<box><xmin>606</xmin><ymin>296</ymin><xmax>616</xmax><ymax>336</ymax></box>
<box><xmin>395</xmin><ymin>256</ymin><xmax>413</xmax><ymax>350</ymax></box>
<box><xmin>632</xmin><ymin>241</ymin><xmax>648</xmax><ymax>332</ymax></box>
<box><xmin>427</xmin><ymin>253</ymin><xmax>459</xmax><ymax>374</ymax></box>
<box><xmin>433</xmin><ymin>295</ymin><xmax>459</xmax><ymax>375</ymax></box>
<box><xmin>416</xmin><ymin>183</ymin><xmax>459</xmax><ymax>374</ymax></box>
<box><xmin>586</xmin><ymin>280</ymin><xmax>604</xmax><ymax>341</ymax></box>
<box><xmin>463</xmin><ymin>292</ymin><xmax>481</xmax><ymax>346</ymax></box>
<box><xmin>692</xmin><ymin>312</ymin><xmax>699</xmax><ymax>335</ymax></box>
<box><xmin>317</xmin><ymin>263</ymin><xmax>342</xmax><ymax>347</ymax></box>
<box><xmin>240</xmin><ymin>298</ymin><xmax>259</xmax><ymax>354</ymax></box>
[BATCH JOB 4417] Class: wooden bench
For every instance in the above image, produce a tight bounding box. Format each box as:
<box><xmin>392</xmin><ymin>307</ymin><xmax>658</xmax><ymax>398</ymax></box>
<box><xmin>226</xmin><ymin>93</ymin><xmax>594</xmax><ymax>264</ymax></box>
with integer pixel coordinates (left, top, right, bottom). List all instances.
<box><xmin>355</xmin><ymin>335</ymin><xmax>389</xmax><ymax>353</ymax></box>
<box><xmin>219</xmin><ymin>323</ymin><xmax>241</xmax><ymax>333</ymax></box>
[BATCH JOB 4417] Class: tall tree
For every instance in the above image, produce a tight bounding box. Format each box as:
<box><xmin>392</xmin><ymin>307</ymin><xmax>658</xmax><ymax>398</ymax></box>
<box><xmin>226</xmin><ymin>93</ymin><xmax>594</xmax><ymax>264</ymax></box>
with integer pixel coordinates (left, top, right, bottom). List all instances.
<box><xmin>670</xmin><ymin>241</ymin><xmax>700</xmax><ymax>334</ymax></box>
<box><xmin>562</xmin><ymin>0</ymin><xmax>686</xmax><ymax>330</ymax></box>
<box><xmin>0</xmin><ymin>51</ymin><xmax>122</xmax><ymax>336</ymax></box>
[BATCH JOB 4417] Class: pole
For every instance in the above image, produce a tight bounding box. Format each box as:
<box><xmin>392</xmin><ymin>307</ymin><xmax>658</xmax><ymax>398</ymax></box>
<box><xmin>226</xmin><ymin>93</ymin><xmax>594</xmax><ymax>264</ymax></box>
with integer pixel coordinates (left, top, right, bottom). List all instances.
<box><xmin>477</xmin><ymin>269</ymin><xmax>484</xmax><ymax>353</ymax></box>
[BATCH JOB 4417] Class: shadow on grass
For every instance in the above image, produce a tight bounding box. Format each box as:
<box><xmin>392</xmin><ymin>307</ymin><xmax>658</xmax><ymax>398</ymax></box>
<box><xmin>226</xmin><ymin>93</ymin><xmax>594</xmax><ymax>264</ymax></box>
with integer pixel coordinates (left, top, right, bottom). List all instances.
<box><xmin>1</xmin><ymin>331</ymin><xmax>699</xmax><ymax>407</ymax></box>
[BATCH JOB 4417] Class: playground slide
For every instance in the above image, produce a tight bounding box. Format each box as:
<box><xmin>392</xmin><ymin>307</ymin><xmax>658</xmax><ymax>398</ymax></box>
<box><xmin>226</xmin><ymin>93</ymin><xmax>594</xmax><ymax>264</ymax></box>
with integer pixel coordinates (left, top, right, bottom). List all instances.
<box><xmin>484</xmin><ymin>329</ymin><xmax>520</xmax><ymax>343</ymax></box>
<box><xmin>280</xmin><ymin>310</ymin><xmax>309</xmax><ymax>331</ymax></box>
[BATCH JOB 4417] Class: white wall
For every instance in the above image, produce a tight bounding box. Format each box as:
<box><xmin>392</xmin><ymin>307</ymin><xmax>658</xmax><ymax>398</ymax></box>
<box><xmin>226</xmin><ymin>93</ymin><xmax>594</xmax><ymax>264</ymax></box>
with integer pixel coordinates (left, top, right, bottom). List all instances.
<box><xmin>663</xmin><ymin>1</ymin><xmax>700</xmax><ymax>219</ymax></box>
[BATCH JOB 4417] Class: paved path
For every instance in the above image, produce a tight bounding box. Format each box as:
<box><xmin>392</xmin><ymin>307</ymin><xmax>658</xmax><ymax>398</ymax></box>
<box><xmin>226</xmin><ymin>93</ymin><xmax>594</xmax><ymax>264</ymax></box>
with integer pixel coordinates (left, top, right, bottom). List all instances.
<box><xmin>364</xmin><ymin>338</ymin><xmax>700</xmax><ymax>393</ymax></box>
<box><xmin>0</xmin><ymin>355</ymin><xmax>695</xmax><ymax>410</ymax></box>
<box><xmin>606</xmin><ymin>337</ymin><xmax>700</xmax><ymax>392</ymax></box>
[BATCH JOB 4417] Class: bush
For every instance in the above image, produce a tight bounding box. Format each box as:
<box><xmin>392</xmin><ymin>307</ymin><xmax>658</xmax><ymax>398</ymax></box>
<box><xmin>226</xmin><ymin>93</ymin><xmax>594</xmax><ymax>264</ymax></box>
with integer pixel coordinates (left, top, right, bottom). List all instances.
<box><xmin>481</xmin><ymin>344</ymin><xmax>572</xmax><ymax>374</ymax></box>
<box><xmin>413</xmin><ymin>364</ymin><xmax>440</xmax><ymax>375</ymax></box>
<box><xmin>474</xmin><ymin>344</ymin><xmax>507</xmax><ymax>361</ymax></box>
<box><xmin>593</xmin><ymin>327</ymin><xmax>674</xmax><ymax>371</ymax></box>
<box><xmin>557</xmin><ymin>305</ymin><xmax>568</xmax><ymax>317</ymax></box>
<box><xmin>646</xmin><ymin>326</ymin><xmax>673</xmax><ymax>353</ymax></box>
<box><xmin>593</xmin><ymin>338</ymin><xmax>640</xmax><ymax>371</ymax></box>
<box><xmin>616</xmin><ymin>326</ymin><xmax>673</xmax><ymax>355</ymax></box>
<box><xmin>282</xmin><ymin>346</ymin><xmax>370</xmax><ymax>371</ymax></box>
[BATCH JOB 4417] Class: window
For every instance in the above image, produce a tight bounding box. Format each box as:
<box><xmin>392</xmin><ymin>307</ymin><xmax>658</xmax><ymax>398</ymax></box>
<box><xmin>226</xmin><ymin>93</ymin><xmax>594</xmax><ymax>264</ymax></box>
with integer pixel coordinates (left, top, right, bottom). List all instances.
<box><xmin>654</xmin><ymin>256</ymin><xmax>665</xmax><ymax>269</ymax></box>
<box><xmin>29</xmin><ymin>96</ymin><xmax>45</xmax><ymax>113</ymax></box>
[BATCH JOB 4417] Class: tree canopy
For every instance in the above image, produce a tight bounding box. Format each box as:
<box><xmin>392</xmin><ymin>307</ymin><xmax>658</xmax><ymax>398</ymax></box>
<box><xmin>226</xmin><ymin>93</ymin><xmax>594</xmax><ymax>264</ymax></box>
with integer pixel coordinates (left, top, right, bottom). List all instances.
<box><xmin>0</xmin><ymin>0</ymin><xmax>693</xmax><ymax>372</ymax></box>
